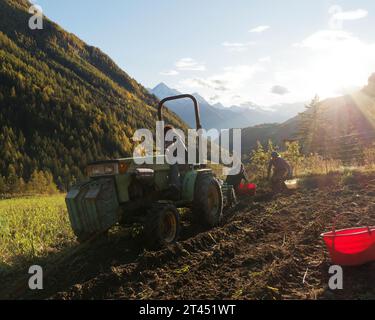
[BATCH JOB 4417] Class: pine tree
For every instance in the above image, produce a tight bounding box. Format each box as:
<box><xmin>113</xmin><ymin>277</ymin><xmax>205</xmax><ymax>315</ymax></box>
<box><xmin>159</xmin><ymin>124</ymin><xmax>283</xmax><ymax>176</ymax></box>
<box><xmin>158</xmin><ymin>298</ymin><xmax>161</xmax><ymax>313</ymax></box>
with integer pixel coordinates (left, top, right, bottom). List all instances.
<box><xmin>0</xmin><ymin>176</ymin><xmax>6</xmax><ymax>194</ymax></box>
<box><xmin>6</xmin><ymin>164</ymin><xmax>19</xmax><ymax>194</ymax></box>
<box><xmin>43</xmin><ymin>171</ymin><xmax>58</xmax><ymax>194</ymax></box>
<box><xmin>27</xmin><ymin>170</ymin><xmax>44</xmax><ymax>194</ymax></box>
<box><xmin>18</xmin><ymin>177</ymin><xmax>26</xmax><ymax>194</ymax></box>
<box><xmin>296</xmin><ymin>95</ymin><xmax>320</xmax><ymax>154</ymax></box>
<box><xmin>10</xmin><ymin>86</ymin><xmax>16</xmax><ymax>98</ymax></box>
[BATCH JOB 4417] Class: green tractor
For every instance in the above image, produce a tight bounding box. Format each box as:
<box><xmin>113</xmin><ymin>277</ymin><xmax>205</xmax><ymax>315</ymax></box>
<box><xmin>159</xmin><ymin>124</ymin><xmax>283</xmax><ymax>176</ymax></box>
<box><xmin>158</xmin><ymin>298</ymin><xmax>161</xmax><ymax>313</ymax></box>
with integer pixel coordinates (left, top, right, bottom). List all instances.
<box><xmin>66</xmin><ymin>95</ymin><xmax>234</xmax><ymax>247</ymax></box>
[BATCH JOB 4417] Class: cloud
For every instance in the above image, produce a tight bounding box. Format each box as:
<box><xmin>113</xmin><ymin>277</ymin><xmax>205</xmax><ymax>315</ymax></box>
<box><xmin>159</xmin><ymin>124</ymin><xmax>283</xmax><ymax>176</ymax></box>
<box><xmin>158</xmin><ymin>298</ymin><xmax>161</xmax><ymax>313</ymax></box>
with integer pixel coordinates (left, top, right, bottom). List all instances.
<box><xmin>286</xmin><ymin>23</ymin><xmax>375</xmax><ymax>104</ymax></box>
<box><xmin>209</xmin><ymin>95</ymin><xmax>221</xmax><ymax>101</ymax></box>
<box><xmin>299</xmin><ymin>30</ymin><xmax>374</xmax><ymax>58</ymax></box>
<box><xmin>295</xmin><ymin>29</ymin><xmax>360</xmax><ymax>49</ymax></box>
<box><xmin>175</xmin><ymin>58</ymin><xmax>206</xmax><ymax>71</ymax></box>
<box><xmin>259</xmin><ymin>56</ymin><xmax>271</xmax><ymax>63</ymax></box>
<box><xmin>222</xmin><ymin>41</ymin><xmax>256</xmax><ymax>52</ymax></box>
<box><xmin>295</xmin><ymin>5</ymin><xmax>370</xmax><ymax>51</ymax></box>
<box><xmin>249</xmin><ymin>25</ymin><xmax>270</xmax><ymax>33</ymax></box>
<box><xmin>160</xmin><ymin>70</ymin><xmax>179</xmax><ymax>76</ymax></box>
<box><xmin>180</xmin><ymin>78</ymin><xmax>230</xmax><ymax>91</ymax></box>
<box><xmin>329</xmin><ymin>5</ymin><xmax>368</xmax><ymax>29</ymax></box>
<box><xmin>181</xmin><ymin>65</ymin><xmax>262</xmax><ymax>91</ymax></box>
<box><xmin>333</xmin><ymin>9</ymin><xmax>368</xmax><ymax>20</ymax></box>
<box><xmin>271</xmin><ymin>85</ymin><xmax>290</xmax><ymax>95</ymax></box>
<box><xmin>179</xmin><ymin>64</ymin><xmax>265</xmax><ymax>105</ymax></box>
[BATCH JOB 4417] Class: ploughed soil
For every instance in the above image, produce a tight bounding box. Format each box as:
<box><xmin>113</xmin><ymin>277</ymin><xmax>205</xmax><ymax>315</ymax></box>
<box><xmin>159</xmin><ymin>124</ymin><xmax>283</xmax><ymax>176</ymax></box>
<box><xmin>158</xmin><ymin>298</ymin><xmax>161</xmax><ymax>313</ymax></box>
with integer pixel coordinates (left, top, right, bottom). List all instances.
<box><xmin>3</xmin><ymin>172</ymin><xmax>375</xmax><ymax>300</ymax></box>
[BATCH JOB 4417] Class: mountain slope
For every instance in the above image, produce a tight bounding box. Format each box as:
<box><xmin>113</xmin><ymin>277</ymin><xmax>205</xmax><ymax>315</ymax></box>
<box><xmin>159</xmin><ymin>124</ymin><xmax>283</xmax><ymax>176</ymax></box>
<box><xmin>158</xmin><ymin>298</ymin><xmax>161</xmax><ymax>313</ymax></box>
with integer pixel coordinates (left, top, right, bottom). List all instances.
<box><xmin>0</xmin><ymin>0</ymin><xmax>185</xmax><ymax>189</ymax></box>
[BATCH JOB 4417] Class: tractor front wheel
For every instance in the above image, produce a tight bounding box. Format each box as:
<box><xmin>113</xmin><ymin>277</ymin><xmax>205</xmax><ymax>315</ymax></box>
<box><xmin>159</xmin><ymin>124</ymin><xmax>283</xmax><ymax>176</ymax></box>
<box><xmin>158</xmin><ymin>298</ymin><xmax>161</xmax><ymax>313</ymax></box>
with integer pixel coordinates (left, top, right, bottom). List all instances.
<box><xmin>143</xmin><ymin>203</ymin><xmax>180</xmax><ymax>249</ymax></box>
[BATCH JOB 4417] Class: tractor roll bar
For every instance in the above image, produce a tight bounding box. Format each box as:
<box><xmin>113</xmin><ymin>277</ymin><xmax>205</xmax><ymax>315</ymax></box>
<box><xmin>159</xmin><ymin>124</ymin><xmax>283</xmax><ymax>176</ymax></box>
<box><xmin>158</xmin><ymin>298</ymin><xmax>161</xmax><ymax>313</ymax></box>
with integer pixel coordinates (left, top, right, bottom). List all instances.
<box><xmin>157</xmin><ymin>94</ymin><xmax>202</xmax><ymax>130</ymax></box>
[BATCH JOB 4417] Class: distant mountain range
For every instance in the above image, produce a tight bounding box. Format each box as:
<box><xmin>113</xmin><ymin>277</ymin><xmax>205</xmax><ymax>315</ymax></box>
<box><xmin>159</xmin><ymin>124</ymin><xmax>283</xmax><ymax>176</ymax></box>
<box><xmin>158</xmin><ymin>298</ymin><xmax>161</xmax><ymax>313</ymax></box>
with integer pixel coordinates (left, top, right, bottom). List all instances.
<box><xmin>149</xmin><ymin>83</ymin><xmax>306</xmax><ymax>130</ymax></box>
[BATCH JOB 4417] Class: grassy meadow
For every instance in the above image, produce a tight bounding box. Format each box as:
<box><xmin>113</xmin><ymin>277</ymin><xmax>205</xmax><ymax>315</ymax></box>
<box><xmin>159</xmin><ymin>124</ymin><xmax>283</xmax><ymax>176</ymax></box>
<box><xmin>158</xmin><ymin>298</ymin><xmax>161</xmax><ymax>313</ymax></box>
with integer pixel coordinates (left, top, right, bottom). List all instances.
<box><xmin>0</xmin><ymin>195</ymin><xmax>75</xmax><ymax>271</ymax></box>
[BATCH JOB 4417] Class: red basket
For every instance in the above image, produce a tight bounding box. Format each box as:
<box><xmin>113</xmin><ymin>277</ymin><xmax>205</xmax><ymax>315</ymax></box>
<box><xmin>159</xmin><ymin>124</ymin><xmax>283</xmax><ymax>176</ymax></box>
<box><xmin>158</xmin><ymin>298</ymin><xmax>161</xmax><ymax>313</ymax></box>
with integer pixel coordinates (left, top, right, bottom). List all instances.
<box><xmin>238</xmin><ymin>183</ymin><xmax>257</xmax><ymax>196</ymax></box>
<box><xmin>321</xmin><ymin>226</ymin><xmax>375</xmax><ymax>266</ymax></box>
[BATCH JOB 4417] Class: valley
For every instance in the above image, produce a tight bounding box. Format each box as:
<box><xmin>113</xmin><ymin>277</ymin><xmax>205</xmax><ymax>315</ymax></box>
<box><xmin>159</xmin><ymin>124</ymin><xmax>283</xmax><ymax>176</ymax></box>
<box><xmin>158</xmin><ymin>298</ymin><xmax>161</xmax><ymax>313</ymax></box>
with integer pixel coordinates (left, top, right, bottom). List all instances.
<box><xmin>1</xmin><ymin>0</ymin><xmax>375</xmax><ymax>304</ymax></box>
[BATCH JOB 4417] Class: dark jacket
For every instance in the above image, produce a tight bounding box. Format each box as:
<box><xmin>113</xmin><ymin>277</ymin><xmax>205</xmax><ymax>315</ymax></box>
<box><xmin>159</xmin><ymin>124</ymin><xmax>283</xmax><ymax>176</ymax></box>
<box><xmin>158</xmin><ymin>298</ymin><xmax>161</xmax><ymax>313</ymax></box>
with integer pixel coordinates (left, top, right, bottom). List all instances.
<box><xmin>267</xmin><ymin>157</ymin><xmax>291</xmax><ymax>179</ymax></box>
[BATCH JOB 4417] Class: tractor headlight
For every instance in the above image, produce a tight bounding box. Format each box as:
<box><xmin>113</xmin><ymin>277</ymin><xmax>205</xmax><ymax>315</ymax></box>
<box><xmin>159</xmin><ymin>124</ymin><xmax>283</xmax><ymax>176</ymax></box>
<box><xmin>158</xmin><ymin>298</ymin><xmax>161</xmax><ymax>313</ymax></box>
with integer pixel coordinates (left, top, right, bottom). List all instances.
<box><xmin>104</xmin><ymin>164</ymin><xmax>115</xmax><ymax>174</ymax></box>
<box><xmin>91</xmin><ymin>166</ymin><xmax>103</xmax><ymax>176</ymax></box>
<box><xmin>87</xmin><ymin>163</ymin><xmax>119</xmax><ymax>177</ymax></box>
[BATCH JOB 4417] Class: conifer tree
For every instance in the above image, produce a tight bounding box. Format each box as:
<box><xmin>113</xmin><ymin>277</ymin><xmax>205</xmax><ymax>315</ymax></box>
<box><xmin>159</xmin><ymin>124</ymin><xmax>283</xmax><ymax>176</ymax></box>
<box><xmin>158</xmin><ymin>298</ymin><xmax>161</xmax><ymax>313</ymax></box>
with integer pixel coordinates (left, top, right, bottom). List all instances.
<box><xmin>296</xmin><ymin>95</ymin><xmax>320</xmax><ymax>154</ymax></box>
<box><xmin>0</xmin><ymin>176</ymin><xmax>6</xmax><ymax>194</ymax></box>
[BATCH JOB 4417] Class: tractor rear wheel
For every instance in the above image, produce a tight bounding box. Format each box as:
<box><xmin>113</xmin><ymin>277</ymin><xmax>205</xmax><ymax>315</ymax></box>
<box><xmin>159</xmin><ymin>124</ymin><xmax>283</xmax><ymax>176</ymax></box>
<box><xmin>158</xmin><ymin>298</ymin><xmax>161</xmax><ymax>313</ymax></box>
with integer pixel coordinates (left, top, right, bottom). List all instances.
<box><xmin>193</xmin><ymin>175</ymin><xmax>223</xmax><ymax>228</ymax></box>
<box><xmin>144</xmin><ymin>203</ymin><xmax>180</xmax><ymax>249</ymax></box>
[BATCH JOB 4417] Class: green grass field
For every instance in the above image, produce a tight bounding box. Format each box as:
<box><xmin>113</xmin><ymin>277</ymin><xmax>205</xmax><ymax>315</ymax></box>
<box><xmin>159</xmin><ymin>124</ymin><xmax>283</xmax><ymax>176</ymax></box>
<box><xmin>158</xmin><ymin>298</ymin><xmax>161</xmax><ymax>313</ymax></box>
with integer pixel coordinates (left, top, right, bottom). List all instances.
<box><xmin>0</xmin><ymin>195</ymin><xmax>75</xmax><ymax>270</ymax></box>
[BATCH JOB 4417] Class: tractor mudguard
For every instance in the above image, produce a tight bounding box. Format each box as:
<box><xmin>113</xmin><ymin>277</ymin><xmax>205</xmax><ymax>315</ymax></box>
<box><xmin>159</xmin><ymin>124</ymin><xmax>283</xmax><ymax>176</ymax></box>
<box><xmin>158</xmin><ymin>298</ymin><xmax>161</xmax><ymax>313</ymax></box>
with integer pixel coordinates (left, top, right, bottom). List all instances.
<box><xmin>182</xmin><ymin>169</ymin><xmax>213</xmax><ymax>202</ymax></box>
<box><xmin>66</xmin><ymin>178</ymin><xmax>120</xmax><ymax>239</ymax></box>
<box><xmin>181</xmin><ymin>170</ymin><xmax>198</xmax><ymax>202</ymax></box>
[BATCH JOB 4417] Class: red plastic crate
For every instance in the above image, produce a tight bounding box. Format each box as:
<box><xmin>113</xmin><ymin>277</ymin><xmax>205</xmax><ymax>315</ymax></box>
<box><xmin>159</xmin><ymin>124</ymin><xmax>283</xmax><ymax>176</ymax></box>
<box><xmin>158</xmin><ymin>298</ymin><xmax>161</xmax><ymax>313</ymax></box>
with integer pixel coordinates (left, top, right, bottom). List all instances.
<box><xmin>237</xmin><ymin>183</ymin><xmax>257</xmax><ymax>196</ymax></box>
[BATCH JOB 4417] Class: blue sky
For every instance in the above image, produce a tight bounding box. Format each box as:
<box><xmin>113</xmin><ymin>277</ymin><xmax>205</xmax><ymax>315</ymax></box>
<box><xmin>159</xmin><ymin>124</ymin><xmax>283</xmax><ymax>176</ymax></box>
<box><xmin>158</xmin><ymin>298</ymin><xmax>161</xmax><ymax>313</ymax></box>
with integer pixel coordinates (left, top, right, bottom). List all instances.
<box><xmin>35</xmin><ymin>0</ymin><xmax>375</xmax><ymax>106</ymax></box>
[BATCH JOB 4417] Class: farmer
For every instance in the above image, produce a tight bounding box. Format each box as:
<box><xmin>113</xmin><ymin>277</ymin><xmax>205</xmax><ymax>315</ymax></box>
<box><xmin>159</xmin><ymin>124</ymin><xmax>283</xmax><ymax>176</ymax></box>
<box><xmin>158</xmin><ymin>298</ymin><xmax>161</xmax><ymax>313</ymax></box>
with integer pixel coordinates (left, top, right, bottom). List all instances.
<box><xmin>267</xmin><ymin>152</ymin><xmax>292</xmax><ymax>193</ymax></box>
<box><xmin>226</xmin><ymin>163</ymin><xmax>249</xmax><ymax>194</ymax></box>
<box><xmin>164</xmin><ymin>125</ymin><xmax>187</xmax><ymax>197</ymax></box>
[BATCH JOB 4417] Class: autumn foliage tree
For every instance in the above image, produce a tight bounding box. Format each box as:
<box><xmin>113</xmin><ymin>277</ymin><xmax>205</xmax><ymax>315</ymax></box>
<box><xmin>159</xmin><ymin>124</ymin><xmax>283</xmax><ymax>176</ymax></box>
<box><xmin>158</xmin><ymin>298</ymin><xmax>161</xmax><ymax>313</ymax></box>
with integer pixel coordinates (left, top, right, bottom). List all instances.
<box><xmin>283</xmin><ymin>141</ymin><xmax>303</xmax><ymax>177</ymax></box>
<box><xmin>27</xmin><ymin>170</ymin><xmax>58</xmax><ymax>195</ymax></box>
<box><xmin>249</xmin><ymin>140</ymin><xmax>278</xmax><ymax>180</ymax></box>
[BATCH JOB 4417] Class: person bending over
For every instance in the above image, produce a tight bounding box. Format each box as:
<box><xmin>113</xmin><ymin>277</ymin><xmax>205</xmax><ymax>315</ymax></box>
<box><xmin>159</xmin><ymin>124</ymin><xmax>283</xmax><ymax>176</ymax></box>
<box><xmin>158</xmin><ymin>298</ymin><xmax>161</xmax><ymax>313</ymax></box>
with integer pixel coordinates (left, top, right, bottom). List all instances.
<box><xmin>267</xmin><ymin>152</ymin><xmax>292</xmax><ymax>193</ymax></box>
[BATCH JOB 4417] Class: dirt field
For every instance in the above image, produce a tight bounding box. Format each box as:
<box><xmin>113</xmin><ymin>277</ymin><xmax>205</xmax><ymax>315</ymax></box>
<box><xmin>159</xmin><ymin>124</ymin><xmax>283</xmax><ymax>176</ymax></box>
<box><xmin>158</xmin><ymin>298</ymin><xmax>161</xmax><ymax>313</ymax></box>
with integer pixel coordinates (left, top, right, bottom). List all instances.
<box><xmin>2</xmin><ymin>172</ymin><xmax>375</xmax><ymax>300</ymax></box>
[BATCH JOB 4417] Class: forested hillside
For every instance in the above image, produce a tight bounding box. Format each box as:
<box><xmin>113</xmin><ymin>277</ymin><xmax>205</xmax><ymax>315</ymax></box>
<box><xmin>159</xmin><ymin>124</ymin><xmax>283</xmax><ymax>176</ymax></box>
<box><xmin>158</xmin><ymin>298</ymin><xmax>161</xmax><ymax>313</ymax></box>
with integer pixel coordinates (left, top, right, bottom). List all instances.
<box><xmin>0</xmin><ymin>0</ymin><xmax>184</xmax><ymax>191</ymax></box>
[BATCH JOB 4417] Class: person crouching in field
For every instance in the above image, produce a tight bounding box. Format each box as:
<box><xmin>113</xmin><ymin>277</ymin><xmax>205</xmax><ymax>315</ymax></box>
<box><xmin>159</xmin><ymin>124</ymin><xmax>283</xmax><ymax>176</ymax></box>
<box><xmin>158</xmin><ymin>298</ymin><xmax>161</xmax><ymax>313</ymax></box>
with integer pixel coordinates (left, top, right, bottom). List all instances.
<box><xmin>267</xmin><ymin>152</ymin><xmax>292</xmax><ymax>193</ymax></box>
